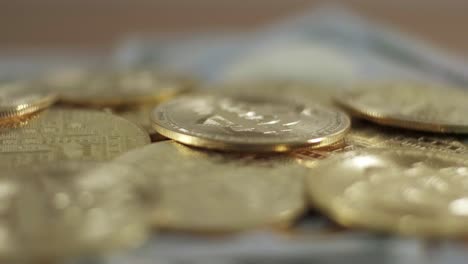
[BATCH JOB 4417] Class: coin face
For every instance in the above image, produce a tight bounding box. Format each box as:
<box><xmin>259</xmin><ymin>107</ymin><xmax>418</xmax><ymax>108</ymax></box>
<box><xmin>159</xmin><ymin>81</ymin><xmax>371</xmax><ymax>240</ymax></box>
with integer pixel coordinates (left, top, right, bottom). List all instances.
<box><xmin>0</xmin><ymin>162</ymin><xmax>150</xmax><ymax>261</ymax></box>
<box><xmin>0</xmin><ymin>109</ymin><xmax>150</xmax><ymax>168</ymax></box>
<box><xmin>293</xmin><ymin>122</ymin><xmax>468</xmax><ymax>168</ymax></box>
<box><xmin>45</xmin><ymin>69</ymin><xmax>194</xmax><ymax>107</ymax></box>
<box><xmin>306</xmin><ymin>148</ymin><xmax>468</xmax><ymax>237</ymax></box>
<box><xmin>0</xmin><ymin>82</ymin><xmax>57</xmax><ymax>121</ymax></box>
<box><xmin>114</xmin><ymin>141</ymin><xmax>306</xmax><ymax>232</ymax></box>
<box><xmin>152</xmin><ymin>94</ymin><xmax>350</xmax><ymax>152</ymax></box>
<box><xmin>336</xmin><ymin>82</ymin><xmax>468</xmax><ymax>133</ymax></box>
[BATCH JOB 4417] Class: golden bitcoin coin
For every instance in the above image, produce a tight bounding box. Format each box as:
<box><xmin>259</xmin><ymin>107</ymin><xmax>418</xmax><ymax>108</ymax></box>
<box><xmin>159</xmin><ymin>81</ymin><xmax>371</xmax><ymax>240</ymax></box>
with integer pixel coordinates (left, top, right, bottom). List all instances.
<box><xmin>294</xmin><ymin>122</ymin><xmax>468</xmax><ymax>168</ymax></box>
<box><xmin>212</xmin><ymin>81</ymin><xmax>340</xmax><ymax>106</ymax></box>
<box><xmin>114</xmin><ymin>141</ymin><xmax>306</xmax><ymax>232</ymax></box>
<box><xmin>0</xmin><ymin>162</ymin><xmax>151</xmax><ymax>261</ymax></box>
<box><xmin>45</xmin><ymin>69</ymin><xmax>195</xmax><ymax>107</ymax></box>
<box><xmin>0</xmin><ymin>82</ymin><xmax>57</xmax><ymax>123</ymax></box>
<box><xmin>336</xmin><ymin>82</ymin><xmax>468</xmax><ymax>133</ymax></box>
<box><xmin>152</xmin><ymin>94</ymin><xmax>351</xmax><ymax>152</ymax></box>
<box><xmin>117</xmin><ymin>105</ymin><xmax>167</xmax><ymax>142</ymax></box>
<box><xmin>306</xmin><ymin>148</ymin><xmax>468</xmax><ymax>237</ymax></box>
<box><xmin>0</xmin><ymin>109</ymin><xmax>150</xmax><ymax>168</ymax></box>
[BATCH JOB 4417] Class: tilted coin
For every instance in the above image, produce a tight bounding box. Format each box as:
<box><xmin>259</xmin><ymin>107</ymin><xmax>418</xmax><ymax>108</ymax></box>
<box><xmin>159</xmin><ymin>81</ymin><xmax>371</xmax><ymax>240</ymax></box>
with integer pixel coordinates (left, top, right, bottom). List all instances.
<box><xmin>151</xmin><ymin>94</ymin><xmax>351</xmax><ymax>152</ymax></box>
<box><xmin>0</xmin><ymin>82</ymin><xmax>57</xmax><ymax>124</ymax></box>
<box><xmin>114</xmin><ymin>141</ymin><xmax>306</xmax><ymax>232</ymax></box>
<box><xmin>336</xmin><ymin>82</ymin><xmax>468</xmax><ymax>133</ymax></box>
<box><xmin>45</xmin><ymin>69</ymin><xmax>195</xmax><ymax>107</ymax></box>
<box><xmin>293</xmin><ymin>121</ymin><xmax>468</xmax><ymax>168</ymax></box>
<box><xmin>306</xmin><ymin>148</ymin><xmax>468</xmax><ymax>237</ymax></box>
<box><xmin>0</xmin><ymin>109</ymin><xmax>150</xmax><ymax>168</ymax></box>
<box><xmin>0</xmin><ymin>162</ymin><xmax>151</xmax><ymax>262</ymax></box>
<box><xmin>116</xmin><ymin>105</ymin><xmax>167</xmax><ymax>142</ymax></box>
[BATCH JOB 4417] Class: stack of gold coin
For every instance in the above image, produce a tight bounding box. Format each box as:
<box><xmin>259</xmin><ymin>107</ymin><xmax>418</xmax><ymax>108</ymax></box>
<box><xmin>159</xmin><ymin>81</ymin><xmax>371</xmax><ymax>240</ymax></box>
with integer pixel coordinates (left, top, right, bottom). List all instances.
<box><xmin>44</xmin><ymin>68</ymin><xmax>196</xmax><ymax>141</ymax></box>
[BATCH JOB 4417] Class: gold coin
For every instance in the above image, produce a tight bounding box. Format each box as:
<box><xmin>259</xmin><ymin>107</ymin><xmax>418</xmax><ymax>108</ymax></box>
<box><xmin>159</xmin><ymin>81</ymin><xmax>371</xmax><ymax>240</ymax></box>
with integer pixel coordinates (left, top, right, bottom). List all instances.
<box><xmin>114</xmin><ymin>141</ymin><xmax>306</xmax><ymax>232</ymax></box>
<box><xmin>0</xmin><ymin>162</ymin><xmax>150</xmax><ymax>261</ymax></box>
<box><xmin>336</xmin><ymin>82</ymin><xmax>468</xmax><ymax>133</ymax></box>
<box><xmin>293</xmin><ymin>122</ymin><xmax>468</xmax><ymax>168</ymax></box>
<box><xmin>212</xmin><ymin>81</ymin><xmax>339</xmax><ymax>106</ymax></box>
<box><xmin>151</xmin><ymin>94</ymin><xmax>351</xmax><ymax>152</ymax></box>
<box><xmin>45</xmin><ymin>69</ymin><xmax>195</xmax><ymax>107</ymax></box>
<box><xmin>306</xmin><ymin>148</ymin><xmax>468</xmax><ymax>237</ymax></box>
<box><xmin>0</xmin><ymin>109</ymin><xmax>150</xmax><ymax>168</ymax></box>
<box><xmin>116</xmin><ymin>105</ymin><xmax>167</xmax><ymax>142</ymax></box>
<box><xmin>0</xmin><ymin>82</ymin><xmax>57</xmax><ymax>123</ymax></box>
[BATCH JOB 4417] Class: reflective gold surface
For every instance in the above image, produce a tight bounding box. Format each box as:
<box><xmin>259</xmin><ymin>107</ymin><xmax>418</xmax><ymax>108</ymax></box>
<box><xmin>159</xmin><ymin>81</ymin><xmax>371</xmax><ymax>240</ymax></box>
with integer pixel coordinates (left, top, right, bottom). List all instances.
<box><xmin>45</xmin><ymin>69</ymin><xmax>194</xmax><ymax>107</ymax></box>
<box><xmin>0</xmin><ymin>162</ymin><xmax>150</xmax><ymax>261</ymax></box>
<box><xmin>0</xmin><ymin>82</ymin><xmax>57</xmax><ymax>122</ymax></box>
<box><xmin>117</xmin><ymin>105</ymin><xmax>167</xmax><ymax>141</ymax></box>
<box><xmin>152</xmin><ymin>94</ymin><xmax>351</xmax><ymax>152</ymax></box>
<box><xmin>306</xmin><ymin>148</ymin><xmax>468</xmax><ymax>237</ymax></box>
<box><xmin>114</xmin><ymin>141</ymin><xmax>306</xmax><ymax>232</ymax></box>
<box><xmin>0</xmin><ymin>109</ymin><xmax>150</xmax><ymax>168</ymax></box>
<box><xmin>336</xmin><ymin>82</ymin><xmax>468</xmax><ymax>133</ymax></box>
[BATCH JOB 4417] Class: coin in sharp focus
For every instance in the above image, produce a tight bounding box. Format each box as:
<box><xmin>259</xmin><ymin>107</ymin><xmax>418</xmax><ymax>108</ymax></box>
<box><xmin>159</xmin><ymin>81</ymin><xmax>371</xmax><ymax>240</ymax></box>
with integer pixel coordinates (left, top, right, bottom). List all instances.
<box><xmin>44</xmin><ymin>69</ymin><xmax>195</xmax><ymax>107</ymax></box>
<box><xmin>0</xmin><ymin>162</ymin><xmax>151</xmax><ymax>262</ymax></box>
<box><xmin>151</xmin><ymin>94</ymin><xmax>351</xmax><ymax>152</ymax></box>
<box><xmin>335</xmin><ymin>82</ymin><xmax>468</xmax><ymax>133</ymax></box>
<box><xmin>293</xmin><ymin>121</ymin><xmax>468</xmax><ymax>168</ymax></box>
<box><xmin>0</xmin><ymin>81</ymin><xmax>57</xmax><ymax>125</ymax></box>
<box><xmin>306</xmin><ymin>148</ymin><xmax>468</xmax><ymax>237</ymax></box>
<box><xmin>114</xmin><ymin>141</ymin><xmax>306</xmax><ymax>232</ymax></box>
<box><xmin>116</xmin><ymin>105</ymin><xmax>167</xmax><ymax>142</ymax></box>
<box><xmin>0</xmin><ymin>109</ymin><xmax>150</xmax><ymax>168</ymax></box>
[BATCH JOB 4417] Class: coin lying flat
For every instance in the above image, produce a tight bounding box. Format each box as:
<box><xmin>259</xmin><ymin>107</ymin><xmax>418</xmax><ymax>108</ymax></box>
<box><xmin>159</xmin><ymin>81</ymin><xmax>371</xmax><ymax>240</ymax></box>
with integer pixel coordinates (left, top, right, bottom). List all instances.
<box><xmin>306</xmin><ymin>148</ymin><xmax>468</xmax><ymax>237</ymax></box>
<box><xmin>0</xmin><ymin>82</ymin><xmax>57</xmax><ymax>123</ymax></box>
<box><xmin>336</xmin><ymin>82</ymin><xmax>468</xmax><ymax>133</ymax></box>
<box><xmin>0</xmin><ymin>162</ymin><xmax>151</xmax><ymax>262</ymax></box>
<box><xmin>213</xmin><ymin>81</ymin><xmax>340</xmax><ymax>106</ymax></box>
<box><xmin>45</xmin><ymin>69</ymin><xmax>194</xmax><ymax>107</ymax></box>
<box><xmin>0</xmin><ymin>109</ymin><xmax>150</xmax><ymax>168</ymax></box>
<box><xmin>293</xmin><ymin>122</ymin><xmax>468</xmax><ymax>168</ymax></box>
<box><xmin>117</xmin><ymin>105</ymin><xmax>167</xmax><ymax>142</ymax></box>
<box><xmin>114</xmin><ymin>141</ymin><xmax>306</xmax><ymax>232</ymax></box>
<box><xmin>152</xmin><ymin>94</ymin><xmax>350</xmax><ymax>152</ymax></box>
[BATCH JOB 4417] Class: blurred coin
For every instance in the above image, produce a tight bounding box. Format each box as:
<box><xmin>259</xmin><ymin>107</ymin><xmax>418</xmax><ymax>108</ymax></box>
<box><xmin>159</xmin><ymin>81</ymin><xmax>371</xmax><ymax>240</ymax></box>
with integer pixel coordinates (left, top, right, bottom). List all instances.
<box><xmin>114</xmin><ymin>141</ymin><xmax>306</xmax><ymax>232</ymax></box>
<box><xmin>336</xmin><ymin>82</ymin><xmax>468</xmax><ymax>133</ymax></box>
<box><xmin>294</xmin><ymin>122</ymin><xmax>468</xmax><ymax>168</ymax></box>
<box><xmin>0</xmin><ymin>162</ymin><xmax>151</xmax><ymax>262</ymax></box>
<box><xmin>306</xmin><ymin>148</ymin><xmax>468</xmax><ymax>237</ymax></box>
<box><xmin>151</xmin><ymin>94</ymin><xmax>350</xmax><ymax>152</ymax></box>
<box><xmin>116</xmin><ymin>105</ymin><xmax>167</xmax><ymax>142</ymax></box>
<box><xmin>0</xmin><ymin>109</ymin><xmax>150</xmax><ymax>168</ymax></box>
<box><xmin>45</xmin><ymin>69</ymin><xmax>195</xmax><ymax>107</ymax></box>
<box><xmin>212</xmin><ymin>81</ymin><xmax>340</xmax><ymax>106</ymax></box>
<box><xmin>0</xmin><ymin>82</ymin><xmax>57</xmax><ymax>124</ymax></box>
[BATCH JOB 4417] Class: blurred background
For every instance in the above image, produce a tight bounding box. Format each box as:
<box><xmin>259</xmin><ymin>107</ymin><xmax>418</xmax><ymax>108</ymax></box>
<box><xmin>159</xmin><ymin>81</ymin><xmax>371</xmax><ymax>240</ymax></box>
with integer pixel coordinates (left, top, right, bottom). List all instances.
<box><xmin>1</xmin><ymin>0</ymin><xmax>468</xmax><ymax>57</ymax></box>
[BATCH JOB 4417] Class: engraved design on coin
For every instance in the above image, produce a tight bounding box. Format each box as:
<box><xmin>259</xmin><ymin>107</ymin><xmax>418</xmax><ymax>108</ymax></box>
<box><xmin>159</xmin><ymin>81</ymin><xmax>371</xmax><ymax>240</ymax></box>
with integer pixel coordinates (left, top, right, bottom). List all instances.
<box><xmin>152</xmin><ymin>95</ymin><xmax>350</xmax><ymax>151</ymax></box>
<box><xmin>0</xmin><ymin>109</ymin><xmax>150</xmax><ymax>168</ymax></box>
<box><xmin>307</xmin><ymin>148</ymin><xmax>468</xmax><ymax>236</ymax></box>
<box><xmin>337</xmin><ymin>83</ymin><xmax>468</xmax><ymax>133</ymax></box>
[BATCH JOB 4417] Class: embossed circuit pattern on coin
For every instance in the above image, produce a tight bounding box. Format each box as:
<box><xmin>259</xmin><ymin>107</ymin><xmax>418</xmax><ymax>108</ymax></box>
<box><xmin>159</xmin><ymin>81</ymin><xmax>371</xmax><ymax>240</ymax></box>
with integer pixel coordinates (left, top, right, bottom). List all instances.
<box><xmin>0</xmin><ymin>162</ymin><xmax>150</xmax><ymax>261</ymax></box>
<box><xmin>0</xmin><ymin>82</ymin><xmax>57</xmax><ymax>121</ymax></box>
<box><xmin>336</xmin><ymin>83</ymin><xmax>468</xmax><ymax>133</ymax></box>
<box><xmin>114</xmin><ymin>141</ymin><xmax>306</xmax><ymax>232</ymax></box>
<box><xmin>306</xmin><ymin>148</ymin><xmax>468</xmax><ymax>237</ymax></box>
<box><xmin>152</xmin><ymin>95</ymin><xmax>350</xmax><ymax>152</ymax></box>
<box><xmin>46</xmin><ymin>69</ymin><xmax>194</xmax><ymax>107</ymax></box>
<box><xmin>0</xmin><ymin>109</ymin><xmax>150</xmax><ymax>168</ymax></box>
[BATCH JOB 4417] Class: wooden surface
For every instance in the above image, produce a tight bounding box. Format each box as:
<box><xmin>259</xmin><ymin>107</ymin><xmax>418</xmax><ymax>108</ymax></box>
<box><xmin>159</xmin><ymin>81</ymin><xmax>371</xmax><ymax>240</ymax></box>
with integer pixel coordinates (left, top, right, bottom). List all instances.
<box><xmin>0</xmin><ymin>0</ymin><xmax>467</xmax><ymax>57</ymax></box>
